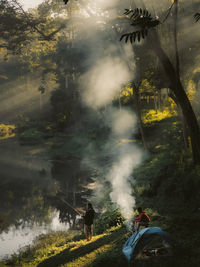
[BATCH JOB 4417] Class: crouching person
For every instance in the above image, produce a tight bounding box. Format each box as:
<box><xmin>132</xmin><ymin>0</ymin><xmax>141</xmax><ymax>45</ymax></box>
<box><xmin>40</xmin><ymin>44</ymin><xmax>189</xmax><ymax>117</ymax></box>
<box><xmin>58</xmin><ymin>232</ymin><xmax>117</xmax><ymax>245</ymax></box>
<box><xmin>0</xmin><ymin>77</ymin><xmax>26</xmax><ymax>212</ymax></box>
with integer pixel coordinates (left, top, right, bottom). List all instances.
<box><xmin>133</xmin><ymin>207</ymin><xmax>150</xmax><ymax>232</ymax></box>
<box><xmin>83</xmin><ymin>203</ymin><xmax>95</xmax><ymax>241</ymax></box>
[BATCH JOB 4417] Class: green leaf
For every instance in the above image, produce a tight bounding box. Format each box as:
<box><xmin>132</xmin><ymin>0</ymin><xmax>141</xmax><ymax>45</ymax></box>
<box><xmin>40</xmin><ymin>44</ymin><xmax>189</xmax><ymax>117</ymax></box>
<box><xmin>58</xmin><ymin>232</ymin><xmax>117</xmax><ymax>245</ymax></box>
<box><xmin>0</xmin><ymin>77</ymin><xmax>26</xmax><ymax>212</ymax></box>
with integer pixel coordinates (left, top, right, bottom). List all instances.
<box><xmin>125</xmin><ymin>35</ymin><xmax>129</xmax><ymax>43</ymax></box>
<box><xmin>119</xmin><ymin>34</ymin><xmax>126</xmax><ymax>41</ymax></box>
<box><xmin>133</xmin><ymin>32</ymin><xmax>137</xmax><ymax>42</ymax></box>
<box><xmin>137</xmin><ymin>31</ymin><xmax>141</xmax><ymax>42</ymax></box>
<box><xmin>142</xmin><ymin>29</ymin><xmax>145</xmax><ymax>39</ymax></box>
<box><xmin>194</xmin><ymin>13</ymin><xmax>200</xmax><ymax>22</ymax></box>
<box><xmin>130</xmin><ymin>34</ymin><xmax>133</xmax><ymax>43</ymax></box>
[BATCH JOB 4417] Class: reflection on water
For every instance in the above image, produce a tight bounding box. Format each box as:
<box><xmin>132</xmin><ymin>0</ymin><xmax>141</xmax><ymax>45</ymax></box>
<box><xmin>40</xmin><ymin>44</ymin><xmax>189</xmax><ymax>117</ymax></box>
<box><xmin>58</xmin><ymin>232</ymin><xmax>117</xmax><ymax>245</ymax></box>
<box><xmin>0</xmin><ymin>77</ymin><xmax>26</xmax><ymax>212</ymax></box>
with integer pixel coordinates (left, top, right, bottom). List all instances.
<box><xmin>0</xmin><ymin>137</ymin><xmax>85</xmax><ymax>259</ymax></box>
<box><xmin>0</xmin><ymin>210</ymin><xmax>69</xmax><ymax>259</ymax></box>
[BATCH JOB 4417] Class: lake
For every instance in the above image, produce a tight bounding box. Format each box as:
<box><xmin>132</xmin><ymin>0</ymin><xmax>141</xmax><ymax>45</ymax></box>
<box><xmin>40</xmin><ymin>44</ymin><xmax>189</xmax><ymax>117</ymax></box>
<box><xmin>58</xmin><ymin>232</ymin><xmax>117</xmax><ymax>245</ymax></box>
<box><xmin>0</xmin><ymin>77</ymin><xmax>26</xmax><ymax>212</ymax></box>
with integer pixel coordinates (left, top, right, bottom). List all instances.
<box><xmin>0</xmin><ymin>136</ymin><xmax>83</xmax><ymax>259</ymax></box>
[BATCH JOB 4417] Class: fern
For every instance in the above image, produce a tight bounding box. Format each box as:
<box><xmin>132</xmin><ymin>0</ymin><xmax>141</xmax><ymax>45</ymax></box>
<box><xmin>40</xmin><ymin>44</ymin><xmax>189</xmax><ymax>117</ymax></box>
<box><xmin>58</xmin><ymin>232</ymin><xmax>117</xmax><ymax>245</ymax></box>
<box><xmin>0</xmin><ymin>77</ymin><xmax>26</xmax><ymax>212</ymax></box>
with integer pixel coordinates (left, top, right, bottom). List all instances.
<box><xmin>194</xmin><ymin>13</ymin><xmax>200</xmax><ymax>22</ymax></box>
<box><xmin>120</xmin><ymin>8</ymin><xmax>160</xmax><ymax>43</ymax></box>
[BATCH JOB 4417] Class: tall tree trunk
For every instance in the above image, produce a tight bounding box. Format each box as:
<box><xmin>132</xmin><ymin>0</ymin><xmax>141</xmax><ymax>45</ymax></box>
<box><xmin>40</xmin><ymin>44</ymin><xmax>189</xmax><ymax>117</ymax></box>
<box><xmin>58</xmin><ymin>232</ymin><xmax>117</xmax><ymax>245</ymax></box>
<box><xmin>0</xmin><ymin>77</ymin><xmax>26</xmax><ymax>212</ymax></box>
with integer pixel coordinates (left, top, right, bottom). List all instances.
<box><xmin>178</xmin><ymin>105</ymin><xmax>189</xmax><ymax>151</ymax></box>
<box><xmin>169</xmin><ymin>92</ymin><xmax>189</xmax><ymax>150</ymax></box>
<box><xmin>173</xmin><ymin>0</ymin><xmax>180</xmax><ymax>77</ymax></box>
<box><xmin>119</xmin><ymin>91</ymin><xmax>122</xmax><ymax>110</ymax></box>
<box><xmin>153</xmin><ymin>92</ymin><xmax>158</xmax><ymax>113</ymax></box>
<box><xmin>73</xmin><ymin>180</ymin><xmax>76</xmax><ymax>207</ymax></box>
<box><xmin>150</xmin><ymin>30</ymin><xmax>200</xmax><ymax>164</ymax></box>
<box><xmin>158</xmin><ymin>90</ymin><xmax>161</xmax><ymax>111</ymax></box>
<box><xmin>132</xmin><ymin>82</ymin><xmax>149</xmax><ymax>151</ymax></box>
<box><xmin>173</xmin><ymin>0</ymin><xmax>189</xmax><ymax>150</ymax></box>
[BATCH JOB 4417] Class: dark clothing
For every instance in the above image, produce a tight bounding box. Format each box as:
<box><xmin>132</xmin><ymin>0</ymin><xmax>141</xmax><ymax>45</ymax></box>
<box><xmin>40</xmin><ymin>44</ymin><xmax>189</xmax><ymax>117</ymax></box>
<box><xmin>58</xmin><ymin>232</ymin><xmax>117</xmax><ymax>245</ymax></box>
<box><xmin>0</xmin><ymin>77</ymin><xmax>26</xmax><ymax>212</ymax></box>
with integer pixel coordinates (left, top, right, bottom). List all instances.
<box><xmin>83</xmin><ymin>208</ymin><xmax>95</xmax><ymax>226</ymax></box>
<box><xmin>84</xmin><ymin>224</ymin><xmax>93</xmax><ymax>234</ymax></box>
<box><xmin>134</xmin><ymin>211</ymin><xmax>151</xmax><ymax>223</ymax></box>
<box><xmin>133</xmin><ymin>211</ymin><xmax>151</xmax><ymax>231</ymax></box>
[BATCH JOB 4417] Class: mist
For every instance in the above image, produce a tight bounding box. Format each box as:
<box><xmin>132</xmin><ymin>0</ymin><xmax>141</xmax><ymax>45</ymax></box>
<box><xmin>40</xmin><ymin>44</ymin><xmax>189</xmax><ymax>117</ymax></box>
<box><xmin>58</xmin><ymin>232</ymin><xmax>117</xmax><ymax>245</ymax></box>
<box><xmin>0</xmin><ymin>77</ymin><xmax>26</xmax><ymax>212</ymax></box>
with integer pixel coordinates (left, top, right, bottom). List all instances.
<box><xmin>81</xmin><ymin>57</ymin><xmax>131</xmax><ymax>108</ymax></box>
<box><xmin>74</xmin><ymin>0</ymin><xmax>144</xmax><ymax>224</ymax></box>
<box><xmin>108</xmin><ymin>108</ymin><xmax>143</xmax><ymax>226</ymax></box>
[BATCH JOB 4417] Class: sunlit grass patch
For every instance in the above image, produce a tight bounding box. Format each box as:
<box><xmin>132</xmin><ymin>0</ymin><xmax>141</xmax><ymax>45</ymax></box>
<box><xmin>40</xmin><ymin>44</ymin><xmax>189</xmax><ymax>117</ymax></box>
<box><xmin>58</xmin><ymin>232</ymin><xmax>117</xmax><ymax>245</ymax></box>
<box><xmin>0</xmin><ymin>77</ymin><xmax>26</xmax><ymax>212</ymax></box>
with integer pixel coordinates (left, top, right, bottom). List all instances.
<box><xmin>69</xmin><ymin>233</ymin><xmax>109</xmax><ymax>252</ymax></box>
<box><xmin>61</xmin><ymin>226</ymin><xmax>127</xmax><ymax>267</ymax></box>
<box><xmin>142</xmin><ymin>109</ymin><xmax>176</xmax><ymax>124</ymax></box>
<box><xmin>0</xmin><ymin>124</ymin><xmax>16</xmax><ymax>140</ymax></box>
<box><xmin>65</xmin><ymin>244</ymin><xmax>112</xmax><ymax>267</ymax></box>
<box><xmin>1</xmin><ymin>228</ymin><xmax>118</xmax><ymax>267</ymax></box>
<box><xmin>1</xmin><ymin>231</ymin><xmax>79</xmax><ymax>267</ymax></box>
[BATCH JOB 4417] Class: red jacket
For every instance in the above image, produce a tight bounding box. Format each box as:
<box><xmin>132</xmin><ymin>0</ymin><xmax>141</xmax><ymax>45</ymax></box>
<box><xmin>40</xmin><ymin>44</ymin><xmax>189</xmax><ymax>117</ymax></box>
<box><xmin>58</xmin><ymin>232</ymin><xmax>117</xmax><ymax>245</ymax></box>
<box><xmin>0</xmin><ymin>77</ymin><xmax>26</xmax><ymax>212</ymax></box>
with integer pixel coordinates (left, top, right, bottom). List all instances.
<box><xmin>134</xmin><ymin>211</ymin><xmax>151</xmax><ymax>222</ymax></box>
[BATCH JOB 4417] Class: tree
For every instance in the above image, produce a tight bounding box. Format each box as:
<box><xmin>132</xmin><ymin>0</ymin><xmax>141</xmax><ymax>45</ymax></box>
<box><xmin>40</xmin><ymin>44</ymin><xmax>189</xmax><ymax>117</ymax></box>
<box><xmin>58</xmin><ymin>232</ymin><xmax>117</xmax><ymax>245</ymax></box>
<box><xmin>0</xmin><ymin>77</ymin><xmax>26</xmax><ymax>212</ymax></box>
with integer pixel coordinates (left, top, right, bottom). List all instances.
<box><xmin>120</xmin><ymin>6</ymin><xmax>200</xmax><ymax>164</ymax></box>
<box><xmin>0</xmin><ymin>0</ymin><xmax>40</xmax><ymax>52</ymax></box>
<box><xmin>132</xmin><ymin>81</ymin><xmax>149</xmax><ymax>151</ymax></box>
<box><xmin>0</xmin><ymin>0</ymin><xmax>65</xmax><ymax>53</ymax></box>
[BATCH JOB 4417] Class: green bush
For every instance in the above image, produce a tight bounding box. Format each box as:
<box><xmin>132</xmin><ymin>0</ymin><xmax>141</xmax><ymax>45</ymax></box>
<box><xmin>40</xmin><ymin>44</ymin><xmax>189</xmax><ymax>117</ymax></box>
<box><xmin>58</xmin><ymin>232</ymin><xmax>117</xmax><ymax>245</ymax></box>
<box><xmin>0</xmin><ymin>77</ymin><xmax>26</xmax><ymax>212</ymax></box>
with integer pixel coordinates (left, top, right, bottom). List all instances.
<box><xmin>19</xmin><ymin>128</ymin><xmax>45</xmax><ymax>145</ymax></box>
<box><xmin>95</xmin><ymin>205</ymin><xmax>124</xmax><ymax>234</ymax></box>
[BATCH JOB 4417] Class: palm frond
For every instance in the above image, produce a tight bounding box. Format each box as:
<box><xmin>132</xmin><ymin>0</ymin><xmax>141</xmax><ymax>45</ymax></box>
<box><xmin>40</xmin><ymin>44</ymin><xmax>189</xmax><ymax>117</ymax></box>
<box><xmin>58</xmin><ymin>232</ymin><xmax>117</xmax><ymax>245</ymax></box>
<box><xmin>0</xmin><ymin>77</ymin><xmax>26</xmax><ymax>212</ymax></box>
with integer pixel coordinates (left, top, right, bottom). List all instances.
<box><xmin>194</xmin><ymin>13</ymin><xmax>200</xmax><ymax>22</ymax></box>
<box><xmin>120</xmin><ymin>8</ymin><xmax>160</xmax><ymax>43</ymax></box>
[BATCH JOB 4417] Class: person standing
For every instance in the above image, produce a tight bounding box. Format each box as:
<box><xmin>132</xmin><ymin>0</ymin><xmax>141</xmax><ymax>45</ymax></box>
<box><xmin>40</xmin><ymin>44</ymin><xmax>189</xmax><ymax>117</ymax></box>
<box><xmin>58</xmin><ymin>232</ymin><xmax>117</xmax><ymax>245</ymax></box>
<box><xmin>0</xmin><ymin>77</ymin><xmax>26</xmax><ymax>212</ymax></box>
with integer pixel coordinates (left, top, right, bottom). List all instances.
<box><xmin>133</xmin><ymin>207</ymin><xmax>150</xmax><ymax>232</ymax></box>
<box><xmin>83</xmin><ymin>203</ymin><xmax>95</xmax><ymax>241</ymax></box>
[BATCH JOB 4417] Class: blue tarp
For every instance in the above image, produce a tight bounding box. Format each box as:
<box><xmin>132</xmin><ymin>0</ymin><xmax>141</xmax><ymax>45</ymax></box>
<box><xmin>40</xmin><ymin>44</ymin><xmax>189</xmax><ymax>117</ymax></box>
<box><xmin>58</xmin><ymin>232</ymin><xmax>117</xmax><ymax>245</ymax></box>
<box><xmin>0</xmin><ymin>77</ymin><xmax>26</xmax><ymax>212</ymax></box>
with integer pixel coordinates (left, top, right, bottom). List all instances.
<box><xmin>122</xmin><ymin>227</ymin><xmax>171</xmax><ymax>262</ymax></box>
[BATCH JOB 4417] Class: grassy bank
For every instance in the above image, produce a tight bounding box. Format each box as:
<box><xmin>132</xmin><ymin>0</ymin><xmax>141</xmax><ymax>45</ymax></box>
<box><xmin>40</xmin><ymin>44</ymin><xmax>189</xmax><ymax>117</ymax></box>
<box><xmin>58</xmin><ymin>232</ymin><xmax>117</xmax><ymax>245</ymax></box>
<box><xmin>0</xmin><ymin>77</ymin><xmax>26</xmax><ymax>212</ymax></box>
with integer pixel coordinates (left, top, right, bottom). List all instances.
<box><xmin>1</xmin><ymin>218</ymin><xmax>199</xmax><ymax>267</ymax></box>
<box><xmin>0</xmin><ymin>226</ymin><xmax>128</xmax><ymax>267</ymax></box>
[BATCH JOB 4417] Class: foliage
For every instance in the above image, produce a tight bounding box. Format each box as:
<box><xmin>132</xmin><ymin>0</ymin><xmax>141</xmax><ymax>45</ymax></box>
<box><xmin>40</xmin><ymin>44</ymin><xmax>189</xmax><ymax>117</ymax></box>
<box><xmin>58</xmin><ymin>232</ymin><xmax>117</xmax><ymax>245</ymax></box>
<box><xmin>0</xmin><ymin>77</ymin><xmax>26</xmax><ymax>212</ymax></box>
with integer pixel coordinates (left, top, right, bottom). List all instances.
<box><xmin>0</xmin><ymin>0</ymin><xmax>66</xmax><ymax>54</ymax></box>
<box><xmin>131</xmin><ymin>116</ymin><xmax>200</xmax><ymax>266</ymax></box>
<box><xmin>0</xmin><ymin>0</ymin><xmax>42</xmax><ymax>53</ymax></box>
<box><xmin>120</xmin><ymin>8</ymin><xmax>160</xmax><ymax>43</ymax></box>
<box><xmin>142</xmin><ymin>108</ymin><xmax>177</xmax><ymax>124</ymax></box>
<box><xmin>94</xmin><ymin>205</ymin><xmax>125</xmax><ymax>234</ymax></box>
<box><xmin>194</xmin><ymin>12</ymin><xmax>200</xmax><ymax>22</ymax></box>
<box><xmin>19</xmin><ymin>128</ymin><xmax>45</xmax><ymax>145</ymax></box>
<box><xmin>0</xmin><ymin>123</ymin><xmax>15</xmax><ymax>140</ymax></box>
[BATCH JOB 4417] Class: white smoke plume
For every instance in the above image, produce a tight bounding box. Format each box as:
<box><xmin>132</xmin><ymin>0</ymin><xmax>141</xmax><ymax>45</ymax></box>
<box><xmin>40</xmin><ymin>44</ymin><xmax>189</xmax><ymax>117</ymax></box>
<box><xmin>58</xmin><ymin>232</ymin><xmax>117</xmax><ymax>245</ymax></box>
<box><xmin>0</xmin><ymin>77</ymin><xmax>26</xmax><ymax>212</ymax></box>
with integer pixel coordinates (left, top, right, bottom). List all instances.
<box><xmin>107</xmin><ymin>108</ymin><xmax>143</xmax><ymax>227</ymax></box>
<box><xmin>109</xmin><ymin>152</ymin><xmax>140</xmax><ymax>226</ymax></box>
<box><xmin>81</xmin><ymin>57</ymin><xmax>131</xmax><ymax>108</ymax></box>
<box><xmin>76</xmin><ymin>0</ymin><xmax>144</xmax><ymax>227</ymax></box>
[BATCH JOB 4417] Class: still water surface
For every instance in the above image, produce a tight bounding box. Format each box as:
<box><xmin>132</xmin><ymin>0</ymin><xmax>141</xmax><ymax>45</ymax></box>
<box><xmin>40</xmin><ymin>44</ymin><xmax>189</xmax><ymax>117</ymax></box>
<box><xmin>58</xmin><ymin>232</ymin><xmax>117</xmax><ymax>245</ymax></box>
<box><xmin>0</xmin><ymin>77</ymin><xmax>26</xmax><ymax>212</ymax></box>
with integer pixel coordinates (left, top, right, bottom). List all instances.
<box><xmin>0</xmin><ymin>137</ymin><xmax>80</xmax><ymax>259</ymax></box>
<box><xmin>0</xmin><ymin>211</ymin><xmax>69</xmax><ymax>259</ymax></box>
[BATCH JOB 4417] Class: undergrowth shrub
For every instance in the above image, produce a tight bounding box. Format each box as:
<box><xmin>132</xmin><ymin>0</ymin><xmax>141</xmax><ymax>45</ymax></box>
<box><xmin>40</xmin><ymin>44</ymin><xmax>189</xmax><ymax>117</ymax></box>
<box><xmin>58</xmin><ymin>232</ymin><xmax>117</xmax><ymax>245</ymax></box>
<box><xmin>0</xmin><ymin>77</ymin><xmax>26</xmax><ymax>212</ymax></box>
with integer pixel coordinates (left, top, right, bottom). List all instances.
<box><xmin>95</xmin><ymin>205</ymin><xmax>124</xmax><ymax>234</ymax></box>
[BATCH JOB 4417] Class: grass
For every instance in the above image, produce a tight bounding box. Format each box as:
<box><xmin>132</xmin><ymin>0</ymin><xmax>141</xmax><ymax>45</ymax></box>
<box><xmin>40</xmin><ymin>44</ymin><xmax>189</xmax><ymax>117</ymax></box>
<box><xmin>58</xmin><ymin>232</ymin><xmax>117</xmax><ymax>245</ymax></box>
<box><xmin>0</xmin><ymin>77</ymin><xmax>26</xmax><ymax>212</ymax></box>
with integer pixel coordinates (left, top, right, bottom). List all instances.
<box><xmin>0</xmin><ymin>226</ymin><xmax>128</xmax><ymax>267</ymax></box>
<box><xmin>2</xmin><ymin>218</ymin><xmax>199</xmax><ymax>267</ymax></box>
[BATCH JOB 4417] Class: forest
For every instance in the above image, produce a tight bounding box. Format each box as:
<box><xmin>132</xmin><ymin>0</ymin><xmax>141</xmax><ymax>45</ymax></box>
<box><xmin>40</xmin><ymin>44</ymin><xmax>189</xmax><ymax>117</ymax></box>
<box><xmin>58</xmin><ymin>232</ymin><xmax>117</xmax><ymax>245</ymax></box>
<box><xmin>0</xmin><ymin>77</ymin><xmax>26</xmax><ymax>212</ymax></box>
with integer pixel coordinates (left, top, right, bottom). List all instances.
<box><xmin>0</xmin><ymin>0</ymin><xmax>200</xmax><ymax>266</ymax></box>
